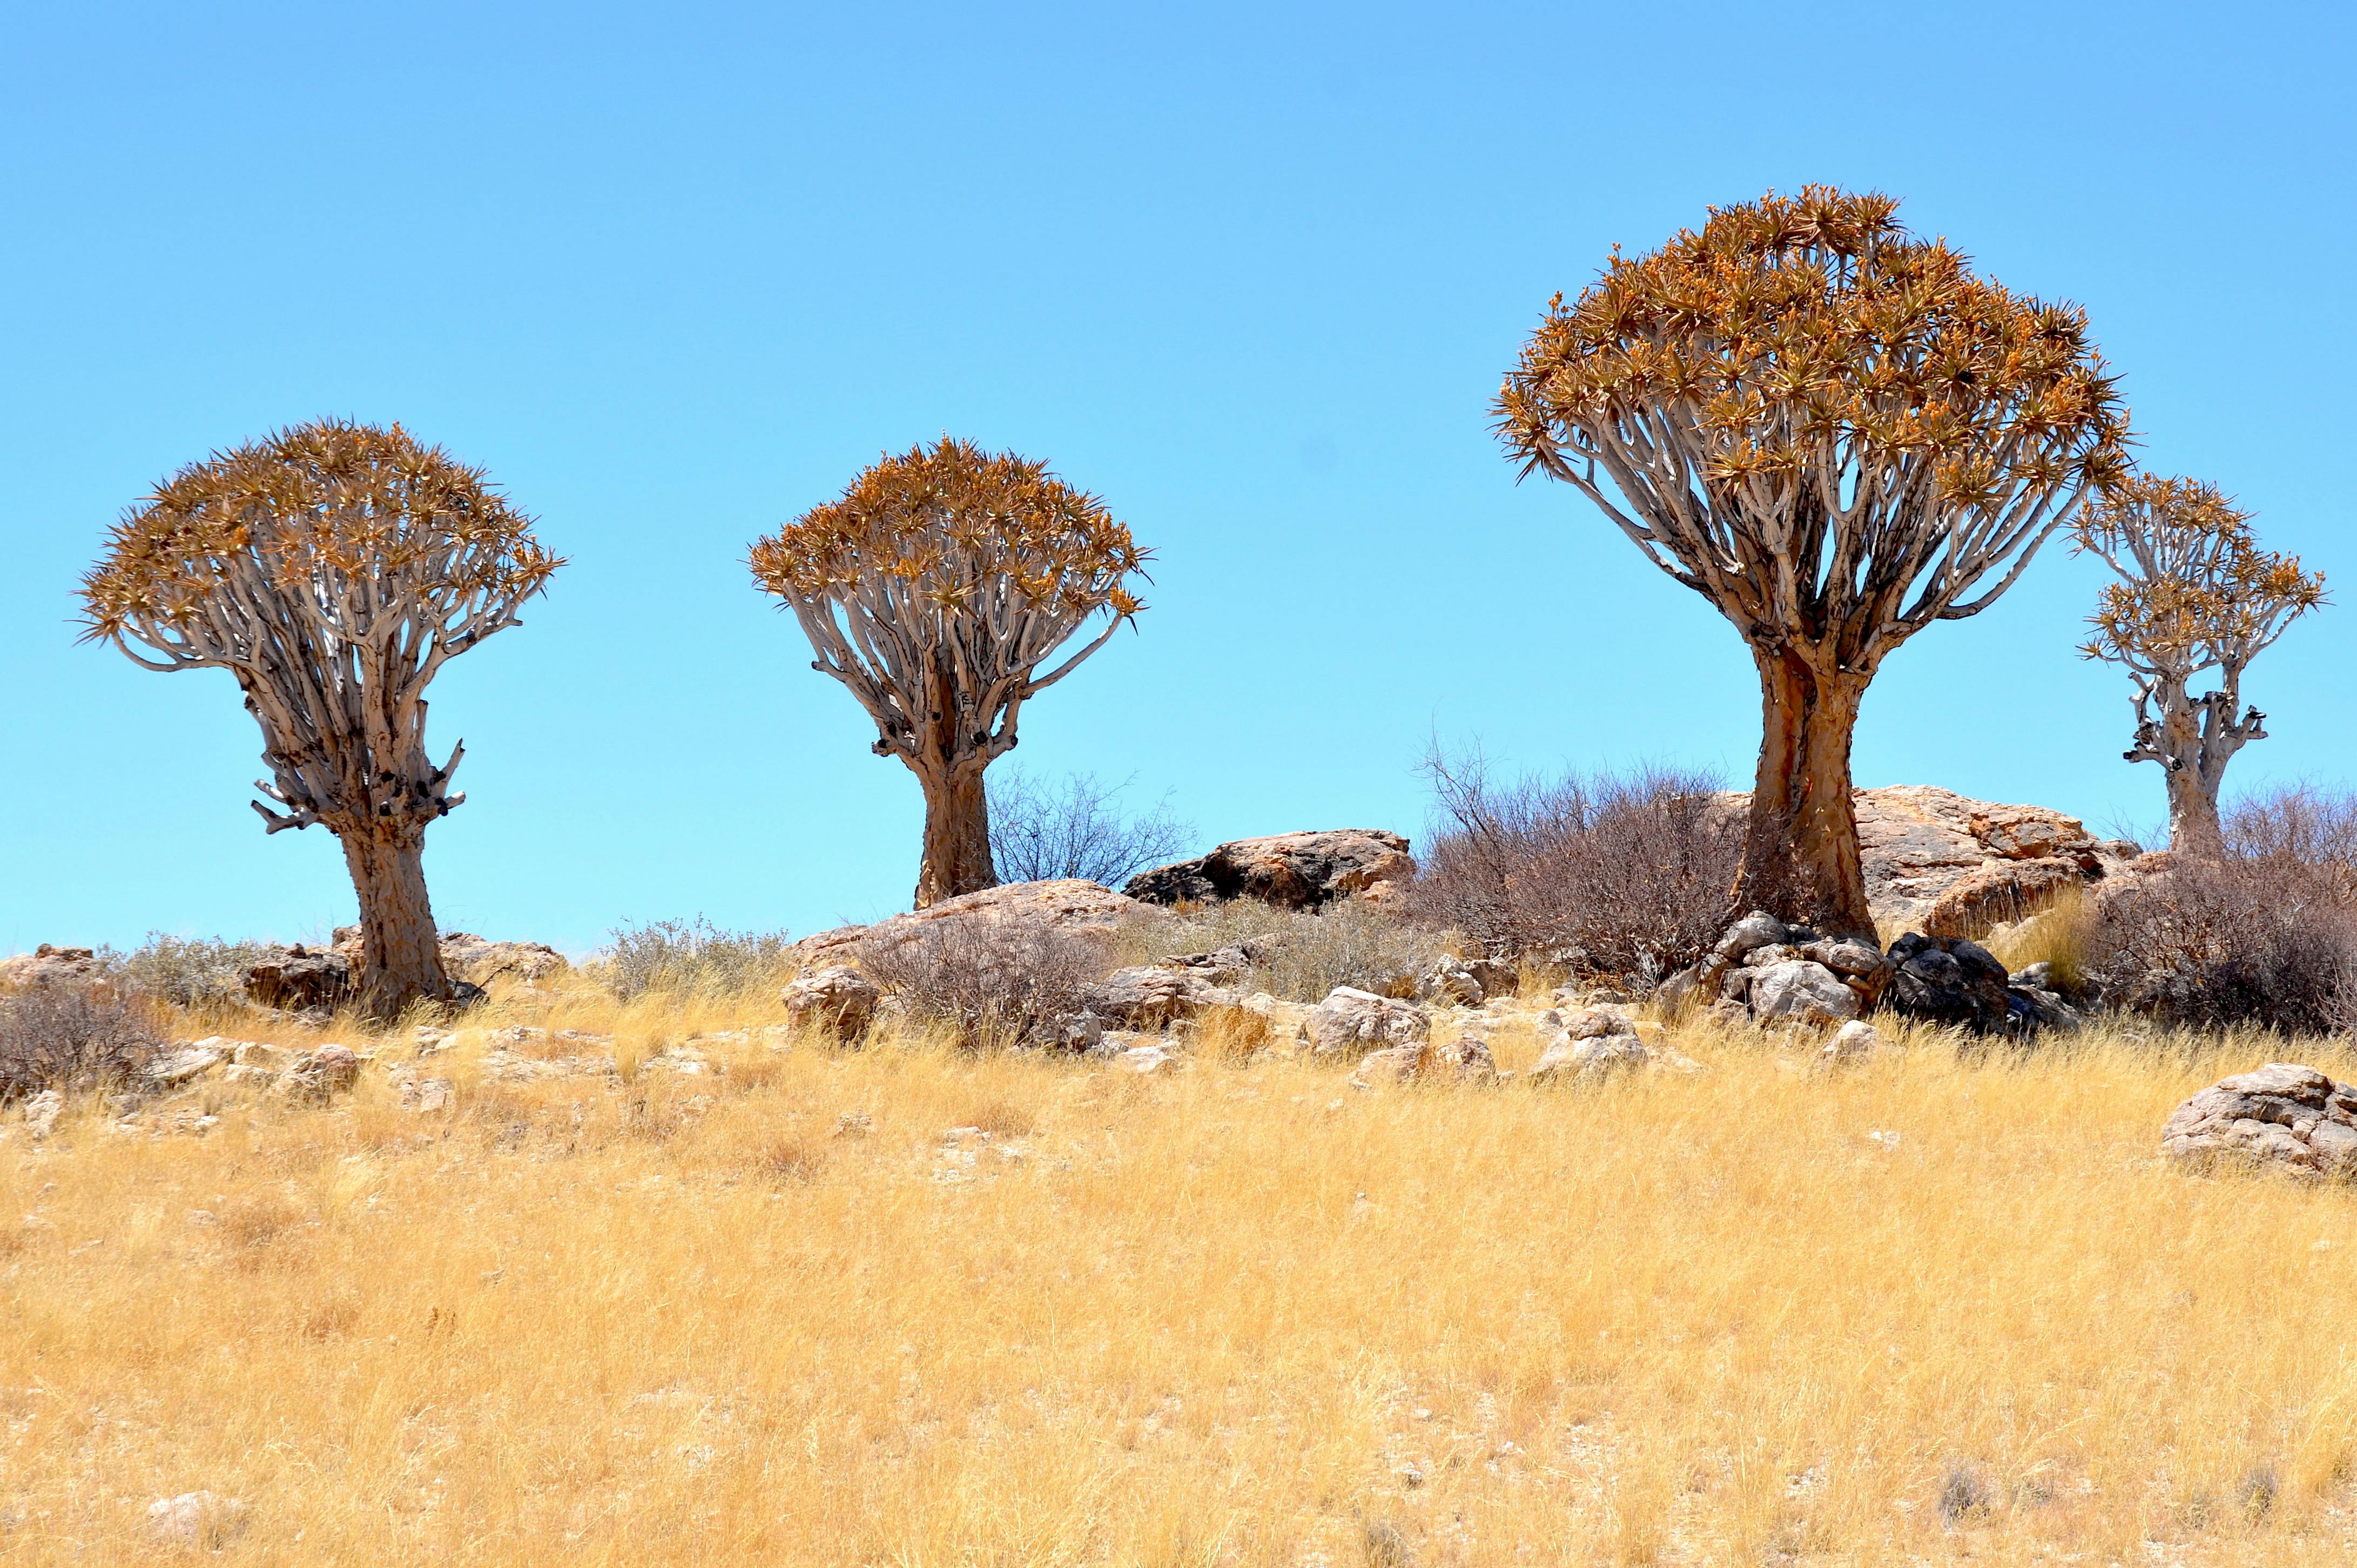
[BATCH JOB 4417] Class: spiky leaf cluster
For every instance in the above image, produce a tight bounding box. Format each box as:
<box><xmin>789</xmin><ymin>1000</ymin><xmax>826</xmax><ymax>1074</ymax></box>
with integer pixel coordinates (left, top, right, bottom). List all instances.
<box><xmin>749</xmin><ymin>439</ymin><xmax>1149</xmax><ymax>771</ymax></box>
<box><xmin>2078</xmin><ymin>475</ymin><xmax>2325</xmax><ymax>677</ymax></box>
<box><xmin>750</xmin><ymin>438</ymin><xmax>1144</xmax><ymax>621</ymax></box>
<box><xmin>80</xmin><ymin>418</ymin><xmax>560</xmax><ymax>663</ymax></box>
<box><xmin>1496</xmin><ymin>186</ymin><xmax>2130</xmax><ymax>653</ymax></box>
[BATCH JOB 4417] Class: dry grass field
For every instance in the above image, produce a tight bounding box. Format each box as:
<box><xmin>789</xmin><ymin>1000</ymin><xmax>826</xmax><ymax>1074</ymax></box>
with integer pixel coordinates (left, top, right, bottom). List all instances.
<box><xmin>9</xmin><ymin>979</ymin><xmax>2357</xmax><ymax>1566</ymax></box>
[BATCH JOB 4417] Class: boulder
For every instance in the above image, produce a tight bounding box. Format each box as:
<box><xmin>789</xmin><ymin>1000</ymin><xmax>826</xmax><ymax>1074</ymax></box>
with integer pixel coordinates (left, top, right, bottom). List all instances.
<box><xmin>1884</xmin><ymin>933</ymin><xmax>2015</xmax><ymax>1035</ymax></box>
<box><xmin>23</xmin><ymin>1088</ymin><xmax>63</xmax><ymax>1139</ymax></box>
<box><xmin>1749</xmin><ymin>961</ymin><xmax>1862</xmax><ymax>1026</ymax></box>
<box><xmin>1085</xmin><ymin>966</ymin><xmax>1238</xmax><ymax>1031</ymax></box>
<box><xmin>792</xmin><ymin>878</ymin><xmax>1161</xmax><ymax>965</ymax></box>
<box><xmin>245</xmin><ymin>947</ymin><xmax>353</xmax><ymax>1011</ymax></box>
<box><xmin>780</xmin><ymin>965</ymin><xmax>881</xmax><ymax>1042</ymax></box>
<box><xmin>1125</xmin><ymin>830</ymin><xmax>1415</xmax><ymax>911</ymax></box>
<box><xmin>1354</xmin><ymin>1034</ymin><xmax>1499</xmax><ymax>1087</ymax></box>
<box><xmin>1820</xmin><ymin>1020</ymin><xmax>1887</xmax><ymax>1067</ymax></box>
<box><xmin>2161</xmin><ymin>1063</ymin><xmax>2357</xmax><ymax>1179</ymax></box>
<box><xmin>1529</xmin><ymin>1031</ymin><xmax>1648</xmax><ymax>1085</ymax></box>
<box><xmin>1560</xmin><ymin>1004</ymin><xmax>1638</xmax><ymax>1040</ymax></box>
<box><xmin>0</xmin><ymin>944</ymin><xmax>100</xmax><ymax>990</ymax></box>
<box><xmin>1464</xmin><ymin>956</ymin><xmax>1518</xmax><ymax>999</ymax></box>
<box><xmin>1714</xmin><ymin>911</ymin><xmax>1792</xmax><ymax>962</ymax></box>
<box><xmin>1117</xmin><ymin>1043</ymin><xmax>1175</xmax><ymax>1074</ymax></box>
<box><xmin>400</xmin><ymin>1076</ymin><xmax>454</xmax><ymax>1113</ymax></box>
<box><xmin>146</xmin><ymin>1045</ymin><xmax>224</xmax><ymax>1089</ymax></box>
<box><xmin>1305</xmin><ymin>987</ymin><xmax>1431</xmax><ymax>1055</ymax></box>
<box><xmin>274</xmin><ymin>1043</ymin><xmax>361</xmax><ymax>1103</ymax></box>
<box><xmin>435</xmin><ymin>934</ymin><xmax>568</xmax><ymax>987</ymax></box>
<box><xmin>1417</xmin><ymin>958</ymin><xmax>1485</xmax><ymax>1007</ymax></box>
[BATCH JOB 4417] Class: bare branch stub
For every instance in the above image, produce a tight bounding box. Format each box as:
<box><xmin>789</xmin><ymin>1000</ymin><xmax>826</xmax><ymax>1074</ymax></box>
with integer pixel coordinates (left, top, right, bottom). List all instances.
<box><xmin>749</xmin><ymin>438</ymin><xmax>1150</xmax><ymax>909</ymax></box>
<box><xmin>2075</xmin><ymin>474</ymin><xmax>2326</xmax><ymax>855</ymax></box>
<box><xmin>1496</xmin><ymin>186</ymin><xmax>2129</xmax><ymax>935</ymax></box>
<box><xmin>78</xmin><ymin>418</ymin><xmax>561</xmax><ymax>1015</ymax></box>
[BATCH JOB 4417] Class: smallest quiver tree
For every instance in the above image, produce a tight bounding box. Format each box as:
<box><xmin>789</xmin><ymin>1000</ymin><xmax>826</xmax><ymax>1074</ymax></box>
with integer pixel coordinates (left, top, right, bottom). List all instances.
<box><xmin>2076</xmin><ymin>474</ymin><xmax>2325</xmax><ymax>855</ymax></box>
<box><xmin>78</xmin><ymin>420</ymin><xmax>561</xmax><ymax>1017</ymax></box>
<box><xmin>750</xmin><ymin>439</ymin><xmax>1149</xmax><ymax>909</ymax></box>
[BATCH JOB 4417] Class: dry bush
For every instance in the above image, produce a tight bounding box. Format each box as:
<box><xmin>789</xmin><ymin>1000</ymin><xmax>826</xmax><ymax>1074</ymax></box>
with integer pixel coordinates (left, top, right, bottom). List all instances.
<box><xmin>2224</xmin><ymin>783</ymin><xmax>2357</xmax><ymax>864</ymax></box>
<box><xmin>858</xmin><ymin>919</ymin><xmax>1110</xmax><ymax>1048</ymax></box>
<box><xmin>99</xmin><ymin>934</ymin><xmax>280</xmax><ymax>1008</ymax></box>
<box><xmin>2079</xmin><ymin>854</ymin><xmax>2357</xmax><ymax>1033</ymax></box>
<box><xmin>0</xmin><ymin>981</ymin><xmax>165</xmax><ymax>1103</ymax></box>
<box><xmin>1112</xmin><ymin>898</ymin><xmax>1447</xmax><ymax>1002</ymax></box>
<box><xmin>598</xmin><ymin>918</ymin><xmax>796</xmax><ymax>1000</ymax></box>
<box><xmin>1409</xmin><ymin>748</ymin><xmax>1740</xmax><ymax>984</ymax></box>
<box><xmin>987</xmin><ymin>768</ymin><xmax>1195</xmax><ymax>887</ymax></box>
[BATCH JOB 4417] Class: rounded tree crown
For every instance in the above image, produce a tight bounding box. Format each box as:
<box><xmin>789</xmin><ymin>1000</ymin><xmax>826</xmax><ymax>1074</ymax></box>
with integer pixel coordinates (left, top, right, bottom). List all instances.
<box><xmin>749</xmin><ymin>437</ymin><xmax>1147</xmax><ymax>620</ymax></box>
<box><xmin>1497</xmin><ymin>186</ymin><xmax>2130</xmax><ymax>508</ymax></box>
<box><xmin>80</xmin><ymin>417</ymin><xmax>558</xmax><ymax>646</ymax></box>
<box><xmin>2078</xmin><ymin>474</ymin><xmax>2326</xmax><ymax>667</ymax></box>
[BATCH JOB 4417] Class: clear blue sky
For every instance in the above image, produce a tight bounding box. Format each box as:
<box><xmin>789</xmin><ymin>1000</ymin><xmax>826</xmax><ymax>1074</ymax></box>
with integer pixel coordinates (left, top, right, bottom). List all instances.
<box><xmin>4</xmin><ymin>1</ymin><xmax>2351</xmax><ymax>955</ymax></box>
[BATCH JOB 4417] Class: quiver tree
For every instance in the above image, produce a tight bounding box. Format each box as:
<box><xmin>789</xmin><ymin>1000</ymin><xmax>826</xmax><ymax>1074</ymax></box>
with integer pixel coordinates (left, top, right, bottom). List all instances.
<box><xmin>1496</xmin><ymin>187</ymin><xmax>2129</xmax><ymax>937</ymax></box>
<box><xmin>750</xmin><ymin>438</ymin><xmax>1149</xmax><ymax>908</ymax></box>
<box><xmin>2076</xmin><ymin>474</ymin><xmax>2325</xmax><ymax>856</ymax></box>
<box><xmin>79</xmin><ymin>419</ymin><xmax>561</xmax><ymax>1017</ymax></box>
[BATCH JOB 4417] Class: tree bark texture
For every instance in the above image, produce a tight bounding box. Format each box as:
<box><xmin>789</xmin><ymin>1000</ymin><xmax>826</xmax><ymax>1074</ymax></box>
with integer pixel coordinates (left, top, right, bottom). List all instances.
<box><xmin>341</xmin><ymin>830</ymin><xmax>453</xmax><ymax>1016</ymax></box>
<box><xmin>2163</xmin><ymin>753</ymin><xmax>2228</xmax><ymax>859</ymax></box>
<box><xmin>1735</xmin><ymin>648</ymin><xmax>1874</xmax><ymax>940</ymax></box>
<box><xmin>915</xmin><ymin>766</ymin><xmax>997</xmax><ymax>909</ymax></box>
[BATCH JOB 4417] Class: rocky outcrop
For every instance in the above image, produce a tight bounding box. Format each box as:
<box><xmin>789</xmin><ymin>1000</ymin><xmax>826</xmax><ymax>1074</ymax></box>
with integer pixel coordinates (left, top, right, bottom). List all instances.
<box><xmin>1305</xmin><ymin>986</ymin><xmax>1430</xmax><ymax>1055</ymax></box>
<box><xmin>793</xmin><ymin>878</ymin><xmax>1162</xmax><ymax>965</ymax></box>
<box><xmin>2161</xmin><ymin>1064</ymin><xmax>2357</xmax><ymax>1179</ymax></box>
<box><xmin>0</xmin><ymin>945</ymin><xmax>100</xmax><ymax>990</ymax></box>
<box><xmin>1125</xmin><ymin>830</ymin><xmax>1415</xmax><ymax>911</ymax></box>
<box><xmin>1710</xmin><ymin>785</ymin><xmax>2144</xmax><ymax>937</ymax></box>
<box><xmin>781</xmin><ymin>965</ymin><xmax>881</xmax><ymax>1042</ymax></box>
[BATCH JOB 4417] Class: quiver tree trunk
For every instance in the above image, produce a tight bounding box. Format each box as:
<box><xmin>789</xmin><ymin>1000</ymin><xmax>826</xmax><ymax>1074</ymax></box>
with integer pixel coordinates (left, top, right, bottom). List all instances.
<box><xmin>915</xmin><ymin>765</ymin><xmax>996</xmax><ymax>908</ymax></box>
<box><xmin>2163</xmin><ymin>748</ymin><xmax>2228</xmax><ymax>859</ymax></box>
<box><xmin>341</xmin><ymin>830</ymin><xmax>452</xmax><ymax>1016</ymax></box>
<box><xmin>1735</xmin><ymin>648</ymin><xmax>1874</xmax><ymax>940</ymax></box>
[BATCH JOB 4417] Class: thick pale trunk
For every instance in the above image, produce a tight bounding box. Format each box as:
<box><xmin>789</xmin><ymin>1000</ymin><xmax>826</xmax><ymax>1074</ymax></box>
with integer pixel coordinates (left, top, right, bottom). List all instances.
<box><xmin>341</xmin><ymin>830</ymin><xmax>452</xmax><ymax>1018</ymax></box>
<box><xmin>914</xmin><ymin>766</ymin><xmax>997</xmax><ymax>909</ymax></box>
<box><xmin>1734</xmin><ymin>647</ymin><xmax>1875</xmax><ymax>940</ymax></box>
<box><xmin>2165</xmin><ymin>765</ymin><xmax>2226</xmax><ymax>858</ymax></box>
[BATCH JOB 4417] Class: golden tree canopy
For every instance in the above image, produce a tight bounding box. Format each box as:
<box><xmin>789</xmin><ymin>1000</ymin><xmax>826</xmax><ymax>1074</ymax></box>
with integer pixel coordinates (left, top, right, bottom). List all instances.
<box><xmin>1496</xmin><ymin>186</ymin><xmax>2131</xmax><ymax>653</ymax></box>
<box><xmin>2078</xmin><ymin>474</ymin><xmax>2326</xmax><ymax>678</ymax></box>
<box><xmin>80</xmin><ymin>417</ymin><xmax>560</xmax><ymax>671</ymax></box>
<box><xmin>750</xmin><ymin>438</ymin><xmax>1149</xmax><ymax>772</ymax></box>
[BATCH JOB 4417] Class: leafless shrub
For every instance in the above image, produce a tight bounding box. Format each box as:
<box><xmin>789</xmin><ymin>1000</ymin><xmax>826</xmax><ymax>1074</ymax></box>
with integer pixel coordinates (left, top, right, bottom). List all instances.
<box><xmin>0</xmin><ymin>982</ymin><xmax>166</xmax><ymax>1103</ymax></box>
<box><xmin>99</xmin><ymin>934</ymin><xmax>281</xmax><ymax>1008</ymax></box>
<box><xmin>988</xmin><ymin>768</ymin><xmax>1196</xmax><ymax>887</ymax></box>
<box><xmin>1408</xmin><ymin>746</ymin><xmax>1740</xmax><ymax>984</ymax></box>
<box><xmin>2223</xmin><ymin>782</ymin><xmax>2357</xmax><ymax>865</ymax></box>
<box><xmin>2079</xmin><ymin>854</ymin><xmax>2357</xmax><ymax>1034</ymax></box>
<box><xmin>598</xmin><ymin>918</ymin><xmax>795</xmax><ymax>1000</ymax></box>
<box><xmin>859</xmin><ymin>920</ymin><xmax>1111</xmax><ymax>1048</ymax></box>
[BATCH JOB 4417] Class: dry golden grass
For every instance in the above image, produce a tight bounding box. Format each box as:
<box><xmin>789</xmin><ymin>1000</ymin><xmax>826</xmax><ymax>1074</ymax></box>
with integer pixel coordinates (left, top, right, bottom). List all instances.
<box><xmin>8</xmin><ymin>978</ymin><xmax>2357</xmax><ymax>1564</ymax></box>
